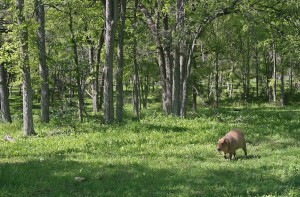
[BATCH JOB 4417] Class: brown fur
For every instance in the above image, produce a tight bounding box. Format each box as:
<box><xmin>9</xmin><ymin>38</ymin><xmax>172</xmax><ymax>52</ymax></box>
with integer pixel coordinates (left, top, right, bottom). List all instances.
<box><xmin>217</xmin><ymin>129</ymin><xmax>247</xmax><ymax>160</ymax></box>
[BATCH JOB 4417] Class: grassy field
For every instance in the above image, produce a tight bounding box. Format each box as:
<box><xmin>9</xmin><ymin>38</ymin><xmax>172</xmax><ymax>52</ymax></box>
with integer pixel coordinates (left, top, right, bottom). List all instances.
<box><xmin>1</xmin><ymin>94</ymin><xmax>300</xmax><ymax>196</ymax></box>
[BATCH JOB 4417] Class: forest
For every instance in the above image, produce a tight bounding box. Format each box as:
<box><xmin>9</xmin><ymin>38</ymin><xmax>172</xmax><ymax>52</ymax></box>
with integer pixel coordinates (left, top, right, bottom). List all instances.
<box><xmin>0</xmin><ymin>0</ymin><xmax>300</xmax><ymax>196</ymax></box>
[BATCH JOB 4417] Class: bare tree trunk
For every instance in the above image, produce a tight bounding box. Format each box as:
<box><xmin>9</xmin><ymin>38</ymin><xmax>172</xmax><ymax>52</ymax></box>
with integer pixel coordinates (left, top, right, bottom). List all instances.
<box><xmin>116</xmin><ymin>0</ymin><xmax>126</xmax><ymax>122</ymax></box>
<box><xmin>99</xmin><ymin>72</ymin><xmax>104</xmax><ymax>110</ymax></box>
<box><xmin>162</xmin><ymin>13</ymin><xmax>172</xmax><ymax>115</ymax></box>
<box><xmin>144</xmin><ymin>69</ymin><xmax>149</xmax><ymax>109</ymax></box>
<box><xmin>215</xmin><ymin>51</ymin><xmax>219</xmax><ymax>108</ymax></box>
<box><xmin>68</xmin><ymin>66</ymin><xmax>73</xmax><ymax>106</ymax></box>
<box><xmin>17</xmin><ymin>0</ymin><xmax>36</xmax><ymax>136</ymax></box>
<box><xmin>138</xmin><ymin>75</ymin><xmax>142</xmax><ymax>111</ymax></box>
<box><xmin>192</xmin><ymin>61</ymin><xmax>197</xmax><ymax>111</ymax></box>
<box><xmin>22</xmin><ymin>67</ymin><xmax>36</xmax><ymax>136</ymax></box>
<box><xmin>68</xmin><ymin>4</ymin><xmax>84</xmax><ymax>122</ymax></box>
<box><xmin>246</xmin><ymin>36</ymin><xmax>250</xmax><ymax>101</ymax></box>
<box><xmin>207</xmin><ymin>72</ymin><xmax>211</xmax><ymax>99</ymax></box>
<box><xmin>268</xmin><ymin>66</ymin><xmax>272</xmax><ymax>103</ymax></box>
<box><xmin>230</xmin><ymin>65</ymin><xmax>234</xmax><ymax>98</ymax></box>
<box><xmin>0</xmin><ymin>63</ymin><xmax>12</xmax><ymax>123</ymax></box>
<box><xmin>103</xmin><ymin>0</ymin><xmax>118</xmax><ymax>124</ymax></box>
<box><xmin>255</xmin><ymin>47</ymin><xmax>259</xmax><ymax>98</ymax></box>
<box><xmin>95</xmin><ymin>28</ymin><xmax>105</xmax><ymax>111</ymax></box>
<box><xmin>138</xmin><ymin>1</ymin><xmax>171</xmax><ymax>114</ymax></box>
<box><xmin>172</xmin><ymin>0</ymin><xmax>184</xmax><ymax>116</ymax></box>
<box><xmin>139</xmin><ymin>0</ymin><xmax>241</xmax><ymax>117</ymax></box>
<box><xmin>289</xmin><ymin>66</ymin><xmax>293</xmax><ymax>93</ymax></box>
<box><xmin>35</xmin><ymin>0</ymin><xmax>49</xmax><ymax>123</ymax></box>
<box><xmin>84</xmin><ymin>21</ymin><xmax>97</xmax><ymax>112</ymax></box>
<box><xmin>227</xmin><ymin>66</ymin><xmax>230</xmax><ymax>92</ymax></box>
<box><xmin>51</xmin><ymin>64</ymin><xmax>57</xmax><ymax>102</ymax></box>
<box><xmin>281</xmin><ymin>60</ymin><xmax>285</xmax><ymax>107</ymax></box>
<box><xmin>272</xmin><ymin>39</ymin><xmax>276</xmax><ymax>102</ymax></box>
<box><xmin>89</xmin><ymin>44</ymin><xmax>96</xmax><ymax>110</ymax></box>
<box><xmin>180</xmin><ymin>38</ymin><xmax>197</xmax><ymax>117</ymax></box>
<box><xmin>132</xmin><ymin>39</ymin><xmax>139</xmax><ymax>118</ymax></box>
<box><xmin>132</xmin><ymin>0</ymin><xmax>139</xmax><ymax>119</ymax></box>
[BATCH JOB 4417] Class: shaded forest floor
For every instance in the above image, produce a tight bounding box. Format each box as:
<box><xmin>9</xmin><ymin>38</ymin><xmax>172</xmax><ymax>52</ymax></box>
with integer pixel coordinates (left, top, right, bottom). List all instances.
<box><xmin>1</xmin><ymin>92</ymin><xmax>300</xmax><ymax>196</ymax></box>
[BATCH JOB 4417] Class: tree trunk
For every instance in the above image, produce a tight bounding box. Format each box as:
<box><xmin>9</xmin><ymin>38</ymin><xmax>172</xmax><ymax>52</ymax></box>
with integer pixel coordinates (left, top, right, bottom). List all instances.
<box><xmin>268</xmin><ymin>64</ymin><xmax>272</xmax><ymax>103</ymax></box>
<box><xmin>255</xmin><ymin>47</ymin><xmax>259</xmax><ymax>98</ymax></box>
<box><xmin>95</xmin><ymin>28</ymin><xmax>105</xmax><ymax>111</ymax></box>
<box><xmin>144</xmin><ymin>70</ymin><xmax>149</xmax><ymax>109</ymax></box>
<box><xmin>138</xmin><ymin>75</ymin><xmax>142</xmax><ymax>111</ymax></box>
<box><xmin>89</xmin><ymin>44</ymin><xmax>96</xmax><ymax>111</ymax></box>
<box><xmin>162</xmin><ymin>13</ymin><xmax>172</xmax><ymax>115</ymax></box>
<box><xmin>68</xmin><ymin>66</ymin><xmax>73</xmax><ymax>106</ymax></box>
<box><xmin>132</xmin><ymin>0</ymin><xmax>139</xmax><ymax>118</ymax></box>
<box><xmin>139</xmin><ymin>0</ymin><xmax>240</xmax><ymax>117</ymax></box>
<box><xmin>245</xmin><ymin>36</ymin><xmax>250</xmax><ymax>102</ymax></box>
<box><xmin>84</xmin><ymin>21</ymin><xmax>96</xmax><ymax>112</ymax></box>
<box><xmin>99</xmin><ymin>72</ymin><xmax>104</xmax><ymax>110</ymax></box>
<box><xmin>68</xmin><ymin>4</ymin><xmax>84</xmax><ymax>122</ymax></box>
<box><xmin>138</xmin><ymin>1</ymin><xmax>171</xmax><ymax>115</ymax></box>
<box><xmin>180</xmin><ymin>38</ymin><xmax>197</xmax><ymax>117</ymax></box>
<box><xmin>35</xmin><ymin>0</ymin><xmax>49</xmax><ymax>123</ymax></box>
<box><xmin>215</xmin><ymin>51</ymin><xmax>219</xmax><ymax>108</ymax></box>
<box><xmin>103</xmin><ymin>0</ymin><xmax>118</xmax><ymax>124</ymax></box>
<box><xmin>0</xmin><ymin>63</ymin><xmax>12</xmax><ymax>123</ymax></box>
<box><xmin>172</xmin><ymin>0</ymin><xmax>184</xmax><ymax>116</ymax></box>
<box><xmin>179</xmin><ymin>18</ymin><xmax>186</xmax><ymax>116</ymax></box>
<box><xmin>230</xmin><ymin>64</ymin><xmax>234</xmax><ymax>98</ymax></box>
<box><xmin>51</xmin><ymin>64</ymin><xmax>57</xmax><ymax>102</ymax></box>
<box><xmin>272</xmin><ymin>39</ymin><xmax>276</xmax><ymax>102</ymax></box>
<box><xmin>220</xmin><ymin>65</ymin><xmax>223</xmax><ymax>92</ymax></box>
<box><xmin>116</xmin><ymin>0</ymin><xmax>126</xmax><ymax>122</ymax></box>
<box><xmin>192</xmin><ymin>60</ymin><xmax>197</xmax><ymax>111</ymax></box>
<box><xmin>17</xmin><ymin>0</ymin><xmax>36</xmax><ymax>136</ymax></box>
<box><xmin>207</xmin><ymin>72</ymin><xmax>211</xmax><ymax>99</ymax></box>
<box><xmin>281</xmin><ymin>60</ymin><xmax>285</xmax><ymax>107</ymax></box>
<box><xmin>289</xmin><ymin>66</ymin><xmax>293</xmax><ymax>93</ymax></box>
<box><xmin>22</xmin><ymin>67</ymin><xmax>36</xmax><ymax>136</ymax></box>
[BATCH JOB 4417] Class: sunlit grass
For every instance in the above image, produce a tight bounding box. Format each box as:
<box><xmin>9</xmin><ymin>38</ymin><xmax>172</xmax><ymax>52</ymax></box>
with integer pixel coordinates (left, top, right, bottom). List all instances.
<box><xmin>0</xmin><ymin>93</ymin><xmax>300</xmax><ymax>196</ymax></box>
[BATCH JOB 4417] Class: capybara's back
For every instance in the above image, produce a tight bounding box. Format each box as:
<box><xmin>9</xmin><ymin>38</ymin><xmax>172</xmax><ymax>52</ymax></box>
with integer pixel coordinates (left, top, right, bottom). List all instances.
<box><xmin>217</xmin><ymin>129</ymin><xmax>247</xmax><ymax>160</ymax></box>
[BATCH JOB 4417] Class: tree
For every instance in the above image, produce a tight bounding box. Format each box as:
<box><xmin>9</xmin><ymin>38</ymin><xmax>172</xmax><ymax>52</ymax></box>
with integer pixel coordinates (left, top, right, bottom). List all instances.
<box><xmin>0</xmin><ymin>63</ymin><xmax>12</xmax><ymax>123</ymax></box>
<box><xmin>16</xmin><ymin>0</ymin><xmax>36</xmax><ymax>136</ymax></box>
<box><xmin>67</xmin><ymin>2</ymin><xmax>85</xmax><ymax>122</ymax></box>
<box><xmin>132</xmin><ymin>0</ymin><xmax>139</xmax><ymax>118</ymax></box>
<box><xmin>35</xmin><ymin>0</ymin><xmax>49</xmax><ymax>123</ymax></box>
<box><xmin>138</xmin><ymin>1</ymin><xmax>172</xmax><ymax>115</ymax></box>
<box><xmin>172</xmin><ymin>0</ymin><xmax>184</xmax><ymax>116</ymax></box>
<box><xmin>116</xmin><ymin>0</ymin><xmax>126</xmax><ymax>122</ymax></box>
<box><xmin>103</xmin><ymin>0</ymin><xmax>118</xmax><ymax>124</ymax></box>
<box><xmin>0</xmin><ymin>9</ymin><xmax>12</xmax><ymax>123</ymax></box>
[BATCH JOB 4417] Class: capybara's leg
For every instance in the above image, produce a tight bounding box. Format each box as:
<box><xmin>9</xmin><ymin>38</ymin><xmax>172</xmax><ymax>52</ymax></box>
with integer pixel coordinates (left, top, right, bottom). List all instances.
<box><xmin>232</xmin><ymin>152</ymin><xmax>236</xmax><ymax>159</ymax></box>
<box><xmin>223</xmin><ymin>152</ymin><xmax>227</xmax><ymax>159</ymax></box>
<box><xmin>243</xmin><ymin>145</ymin><xmax>247</xmax><ymax>157</ymax></box>
<box><xmin>229</xmin><ymin>153</ymin><xmax>232</xmax><ymax>160</ymax></box>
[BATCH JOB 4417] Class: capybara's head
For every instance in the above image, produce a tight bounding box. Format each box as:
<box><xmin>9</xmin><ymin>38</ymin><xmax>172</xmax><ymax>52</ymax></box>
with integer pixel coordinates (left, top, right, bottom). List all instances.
<box><xmin>217</xmin><ymin>138</ymin><xmax>228</xmax><ymax>152</ymax></box>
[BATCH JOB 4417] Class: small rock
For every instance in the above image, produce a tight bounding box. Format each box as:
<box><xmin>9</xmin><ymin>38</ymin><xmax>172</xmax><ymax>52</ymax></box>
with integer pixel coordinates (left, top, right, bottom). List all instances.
<box><xmin>3</xmin><ymin>136</ymin><xmax>15</xmax><ymax>143</ymax></box>
<box><xmin>75</xmin><ymin>177</ymin><xmax>86</xmax><ymax>182</ymax></box>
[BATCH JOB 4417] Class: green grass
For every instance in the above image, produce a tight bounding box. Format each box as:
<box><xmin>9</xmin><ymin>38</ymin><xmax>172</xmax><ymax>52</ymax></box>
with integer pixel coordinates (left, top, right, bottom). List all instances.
<box><xmin>1</xmin><ymin>96</ymin><xmax>300</xmax><ymax>196</ymax></box>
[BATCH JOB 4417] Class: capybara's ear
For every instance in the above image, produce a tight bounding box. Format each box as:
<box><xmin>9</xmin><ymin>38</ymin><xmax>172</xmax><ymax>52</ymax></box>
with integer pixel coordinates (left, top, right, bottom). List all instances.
<box><xmin>223</xmin><ymin>138</ymin><xmax>228</xmax><ymax>144</ymax></box>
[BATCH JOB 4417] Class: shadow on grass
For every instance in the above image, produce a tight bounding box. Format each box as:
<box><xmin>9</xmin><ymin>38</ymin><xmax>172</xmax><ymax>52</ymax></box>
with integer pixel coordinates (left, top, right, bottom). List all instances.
<box><xmin>144</xmin><ymin>123</ymin><xmax>188</xmax><ymax>133</ymax></box>
<box><xmin>1</xmin><ymin>159</ymin><xmax>299</xmax><ymax>196</ymax></box>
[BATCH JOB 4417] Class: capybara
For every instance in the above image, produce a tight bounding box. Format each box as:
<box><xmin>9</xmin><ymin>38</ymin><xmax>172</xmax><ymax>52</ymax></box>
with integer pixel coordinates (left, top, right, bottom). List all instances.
<box><xmin>217</xmin><ymin>129</ymin><xmax>247</xmax><ymax>160</ymax></box>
